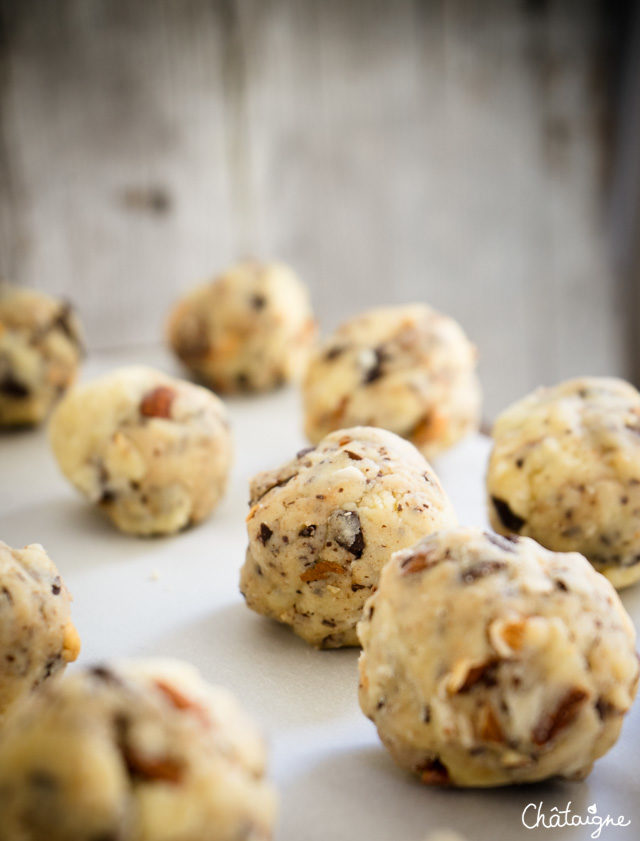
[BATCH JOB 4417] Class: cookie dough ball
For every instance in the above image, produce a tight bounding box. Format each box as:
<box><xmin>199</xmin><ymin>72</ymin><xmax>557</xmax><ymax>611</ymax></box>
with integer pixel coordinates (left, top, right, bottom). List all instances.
<box><xmin>302</xmin><ymin>304</ymin><xmax>481</xmax><ymax>459</ymax></box>
<box><xmin>0</xmin><ymin>660</ymin><xmax>277</xmax><ymax>841</ymax></box>
<box><xmin>49</xmin><ymin>366</ymin><xmax>232</xmax><ymax>536</ymax></box>
<box><xmin>240</xmin><ymin>426</ymin><xmax>457</xmax><ymax>648</ymax></box>
<box><xmin>488</xmin><ymin>377</ymin><xmax>640</xmax><ymax>589</ymax></box>
<box><xmin>167</xmin><ymin>260</ymin><xmax>316</xmax><ymax>393</ymax></box>
<box><xmin>0</xmin><ymin>285</ymin><xmax>84</xmax><ymax>426</ymax></box>
<box><xmin>0</xmin><ymin>541</ymin><xmax>80</xmax><ymax>723</ymax></box>
<box><xmin>358</xmin><ymin>528</ymin><xmax>638</xmax><ymax>787</ymax></box>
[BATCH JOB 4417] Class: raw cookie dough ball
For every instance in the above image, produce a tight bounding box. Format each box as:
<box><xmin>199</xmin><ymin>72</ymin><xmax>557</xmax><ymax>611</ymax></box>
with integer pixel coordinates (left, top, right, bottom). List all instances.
<box><xmin>0</xmin><ymin>659</ymin><xmax>277</xmax><ymax>841</ymax></box>
<box><xmin>358</xmin><ymin>528</ymin><xmax>638</xmax><ymax>787</ymax></box>
<box><xmin>487</xmin><ymin>376</ymin><xmax>640</xmax><ymax>589</ymax></box>
<box><xmin>302</xmin><ymin>304</ymin><xmax>481</xmax><ymax>459</ymax></box>
<box><xmin>0</xmin><ymin>285</ymin><xmax>84</xmax><ymax>426</ymax></box>
<box><xmin>0</xmin><ymin>541</ymin><xmax>80</xmax><ymax>723</ymax></box>
<box><xmin>49</xmin><ymin>366</ymin><xmax>232</xmax><ymax>536</ymax></box>
<box><xmin>167</xmin><ymin>260</ymin><xmax>316</xmax><ymax>393</ymax></box>
<box><xmin>240</xmin><ymin>426</ymin><xmax>457</xmax><ymax>648</ymax></box>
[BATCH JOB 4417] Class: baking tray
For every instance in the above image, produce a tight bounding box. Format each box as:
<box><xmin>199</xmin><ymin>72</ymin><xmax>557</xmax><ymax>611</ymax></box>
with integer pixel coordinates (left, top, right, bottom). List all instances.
<box><xmin>1</xmin><ymin>347</ymin><xmax>638</xmax><ymax>841</ymax></box>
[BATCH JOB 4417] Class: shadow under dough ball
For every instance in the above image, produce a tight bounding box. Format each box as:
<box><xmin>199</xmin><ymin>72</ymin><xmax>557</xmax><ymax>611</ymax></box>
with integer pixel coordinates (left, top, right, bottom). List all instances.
<box><xmin>167</xmin><ymin>260</ymin><xmax>316</xmax><ymax>393</ymax></box>
<box><xmin>0</xmin><ymin>541</ymin><xmax>80</xmax><ymax>723</ymax></box>
<box><xmin>49</xmin><ymin>365</ymin><xmax>233</xmax><ymax>536</ymax></box>
<box><xmin>0</xmin><ymin>285</ymin><xmax>84</xmax><ymax>426</ymax></box>
<box><xmin>0</xmin><ymin>659</ymin><xmax>277</xmax><ymax>841</ymax></box>
<box><xmin>487</xmin><ymin>376</ymin><xmax>640</xmax><ymax>589</ymax></box>
<box><xmin>358</xmin><ymin>528</ymin><xmax>638</xmax><ymax>787</ymax></box>
<box><xmin>240</xmin><ymin>425</ymin><xmax>457</xmax><ymax>648</ymax></box>
<box><xmin>302</xmin><ymin>303</ymin><xmax>481</xmax><ymax>460</ymax></box>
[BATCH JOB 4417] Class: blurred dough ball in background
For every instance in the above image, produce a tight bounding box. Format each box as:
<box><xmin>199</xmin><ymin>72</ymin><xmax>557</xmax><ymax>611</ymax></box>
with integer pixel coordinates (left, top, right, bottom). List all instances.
<box><xmin>0</xmin><ymin>285</ymin><xmax>84</xmax><ymax>427</ymax></box>
<box><xmin>358</xmin><ymin>528</ymin><xmax>638</xmax><ymax>788</ymax></box>
<box><xmin>302</xmin><ymin>303</ymin><xmax>481</xmax><ymax>460</ymax></box>
<box><xmin>49</xmin><ymin>366</ymin><xmax>233</xmax><ymax>536</ymax></box>
<box><xmin>0</xmin><ymin>541</ymin><xmax>80</xmax><ymax>724</ymax></box>
<box><xmin>0</xmin><ymin>659</ymin><xmax>277</xmax><ymax>841</ymax></box>
<box><xmin>240</xmin><ymin>425</ymin><xmax>457</xmax><ymax>648</ymax></box>
<box><xmin>167</xmin><ymin>260</ymin><xmax>316</xmax><ymax>394</ymax></box>
<box><xmin>488</xmin><ymin>376</ymin><xmax>640</xmax><ymax>589</ymax></box>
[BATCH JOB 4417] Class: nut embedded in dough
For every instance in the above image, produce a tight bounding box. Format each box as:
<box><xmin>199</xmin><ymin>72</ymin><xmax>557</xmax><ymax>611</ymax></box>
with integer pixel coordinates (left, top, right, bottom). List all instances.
<box><xmin>240</xmin><ymin>426</ymin><xmax>457</xmax><ymax>648</ymax></box>
<box><xmin>357</xmin><ymin>528</ymin><xmax>639</xmax><ymax>787</ymax></box>
<box><xmin>0</xmin><ymin>541</ymin><xmax>79</xmax><ymax>723</ymax></box>
<box><xmin>167</xmin><ymin>260</ymin><xmax>316</xmax><ymax>393</ymax></box>
<box><xmin>0</xmin><ymin>659</ymin><xmax>277</xmax><ymax>841</ymax></box>
<box><xmin>0</xmin><ymin>284</ymin><xmax>84</xmax><ymax>426</ymax></box>
<box><xmin>487</xmin><ymin>376</ymin><xmax>640</xmax><ymax>588</ymax></box>
<box><xmin>302</xmin><ymin>303</ymin><xmax>481</xmax><ymax>459</ymax></box>
<box><xmin>49</xmin><ymin>365</ymin><xmax>233</xmax><ymax>536</ymax></box>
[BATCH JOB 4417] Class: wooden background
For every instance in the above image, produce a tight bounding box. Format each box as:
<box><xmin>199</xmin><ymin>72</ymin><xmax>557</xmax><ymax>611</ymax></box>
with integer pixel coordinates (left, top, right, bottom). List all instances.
<box><xmin>0</xmin><ymin>0</ymin><xmax>638</xmax><ymax>418</ymax></box>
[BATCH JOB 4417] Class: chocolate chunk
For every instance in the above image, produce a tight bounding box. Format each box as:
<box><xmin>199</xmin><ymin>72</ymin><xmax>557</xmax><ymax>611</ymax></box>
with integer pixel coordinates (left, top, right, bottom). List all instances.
<box><xmin>42</xmin><ymin>655</ymin><xmax>60</xmax><ymax>679</ymax></box>
<box><xmin>51</xmin><ymin>577</ymin><xmax>62</xmax><ymax>596</ymax></box>
<box><xmin>423</xmin><ymin>705</ymin><xmax>431</xmax><ymax>723</ymax></box>
<box><xmin>344</xmin><ymin>449</ymin><xmax>363</xmax><ymax>461</ymax></box>
<box><xmin>1</xmin><ymin>586</ymin><xmax>13</xmax><ymax>604</ymax></box>
<box><xmin>532</xmin><ymin>688</ymin><xmax>588</xmax><ymax>745</ymax></box>
<box><xmin>236</xmin><ymin>372</ymin><xmax>250</xmax><ymax>389</ymax></box>
<box><xmin>0</xmin><ymin>374</ymin><xmax>29</xmax><ymax>398</ymax></box>
<box><xmin>89</xmin><ymin>666</ymin><xmax>123</xmax><ymax>685</ymax></box>
<box><xmin>363</xmin><ymin>346</ymin><xmax>386</xmax><ymax>384</ymax></box>
<box><xmin>329</xmin><ymin>510</ymin><xmax>365</xmax><ymax>558</ymax></box>
<box><xmin>28</xmin><ymin>770</ymin><xmax>57</xmax><ymax>790</ymax></box>
<box><xmin>53</xmin><ymin>302</ymin><xmax>81</xmax><ymax>347</ymax></box>
<box><xmin>298</xmin><ymin>524</ymin><xmax>316</xmax><ymax>537</ymax></box>
<box><xmin>258</xmin><ymin>523</ymin><xmax>273</xmax><ymax>544</ymax></box>
<box><xmin>296</xmin><ymin>446</ymin><xmax>315</xmax><ymax>459</ymax></box>
<box><xmin>595</xmin><ymin>697</ymin><xmax>621</xmax><ymax>720</ymax></box>
<box><xmin>491</xmin><ymin>496</ymin><xmax>526</xmax><ymax>532</ymax></box>
<box><xmin>485</xmin><ymin>532</ymin><xmax>518</xmax><ymax>552</ymax></box>
<box><xmin>324</xmin><ymin>345</ymin><xmax>344</xmax><ymax>361</ymax></box>
<box><xmin>460</xmin><ymin>560</ymin><xmax>506</xmax><ymax>584</ymax></box>
<box><xmin>250</xmin><ymin>293</ymin><xmax>267</xmax><ymax>310</ymax></box>
<box><xmin>99</xmin><ymin>489</ymin><xmax>116</xmax><ymax>505</ymax></box>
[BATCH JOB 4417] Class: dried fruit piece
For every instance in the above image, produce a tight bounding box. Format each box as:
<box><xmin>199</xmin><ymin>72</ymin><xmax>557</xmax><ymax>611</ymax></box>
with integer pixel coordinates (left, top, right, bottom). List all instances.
<box><xmin>532</xmin><ymin>688</ymin><xmax>588</xmax><ymax>746</ymax></box>
<box><xmin>122</xmin><ymin>745</ymin><xmax>183</xmax><ymax>784</ymax></box>
<box><xmin>155</xmin><ymin>679</ymin><xmax>210</xmax><ymax>727</ymax></box>
<box><xmin>478</xmin><ymin>705</ymin><xmax>504</xmax><ymax>743</ymax></box>
<box><xmin>417</xmin><ymin>757</ymin><xmax>450</xmax><ymax>786</ymax></box>
<box><xmin>140</xmin><ymin>385</ymin><xmax>176</xmax><ymax>419</ymax></box>
<box><xmin>458</xmin><ymin>660</ymin><xmax>498</xmax><ymax>693</ymax></box>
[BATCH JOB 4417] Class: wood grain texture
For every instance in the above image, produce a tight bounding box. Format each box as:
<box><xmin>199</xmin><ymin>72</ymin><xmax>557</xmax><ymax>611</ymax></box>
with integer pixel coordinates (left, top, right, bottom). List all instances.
<box><xmin>0</xmin><ymin>0</ymin><xmax>629</xmax><ymax>417</ymax></box>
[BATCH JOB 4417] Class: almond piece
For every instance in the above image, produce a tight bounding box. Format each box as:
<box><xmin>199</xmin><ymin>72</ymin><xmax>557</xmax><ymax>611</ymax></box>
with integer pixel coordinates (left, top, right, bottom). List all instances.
<box><xmin>300</xmin><ymin>561</ymin><xmax>345</xmax><ymax>583</ymax></box>
<box><xmin>140</xmin><ymin>385</ymin><xmax>176</xmax><ymax>419</ymax></box>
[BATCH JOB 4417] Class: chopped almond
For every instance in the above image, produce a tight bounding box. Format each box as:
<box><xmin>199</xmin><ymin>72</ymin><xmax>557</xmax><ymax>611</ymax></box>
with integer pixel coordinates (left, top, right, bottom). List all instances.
<box><xmin>300</xmin><ymin>561</ymin><xmax>345</xmax><ymax>583</ymax></box>
<box><xmin>140</xmin><ymin>385</ymin><xmax>176</xmax><ymax>419</ymax></box>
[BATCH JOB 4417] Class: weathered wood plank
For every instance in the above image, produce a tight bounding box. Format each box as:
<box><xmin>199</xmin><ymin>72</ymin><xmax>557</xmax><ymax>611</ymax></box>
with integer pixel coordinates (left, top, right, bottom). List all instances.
<box><xmin>0</xmin><ymin>0</ymin><xmax>627</xmax><ymax>418</ymax></box>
